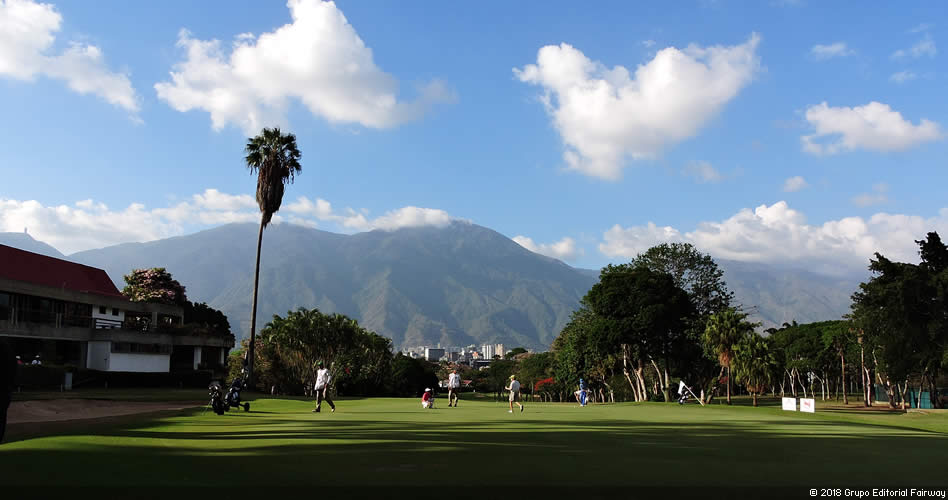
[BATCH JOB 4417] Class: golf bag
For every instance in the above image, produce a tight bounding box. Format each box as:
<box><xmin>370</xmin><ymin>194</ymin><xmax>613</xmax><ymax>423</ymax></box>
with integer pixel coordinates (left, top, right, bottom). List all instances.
<box><xmin>208</xmin><ymin>381</ymin><xmax>227</xmax><ymax>415</ymax></box>
<box><xmin>207</xmin><ymin>371</ymin><xmax>251</xmax><ymax>415</ymax></box>
<box><xmin>226</xmin><ymin>374</ymin><xmax>250</xmax><ymax>412</ymax></box>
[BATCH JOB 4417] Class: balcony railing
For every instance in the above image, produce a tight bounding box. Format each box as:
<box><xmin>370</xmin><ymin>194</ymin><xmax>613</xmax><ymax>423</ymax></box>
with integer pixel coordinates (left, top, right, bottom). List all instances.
<box><xmin>1</xmin><ymin>307</ymin><xmax>232</xmax><ymax>340</ymax></box>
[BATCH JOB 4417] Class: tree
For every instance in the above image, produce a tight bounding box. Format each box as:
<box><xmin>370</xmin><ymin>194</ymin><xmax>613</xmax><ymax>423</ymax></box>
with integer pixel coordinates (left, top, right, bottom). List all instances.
<box><xmin>585</xmin><ymin>265</ymin><xmax>695</xmax><ymax>403</ymax></box>
<box><xmin>122</xmin><ymin>268</ymin><xmax>187</xmax><ymax>305</ymax></box>
<box><xmin>821</xmin><ymin>321</ymin><xmax>854</xmax><ymax>404</ymax></box>
<box><xmin>630</xmin><ymin>243</ymin><xmax>734</xmax><ymax>404</ymax></box>
<box><xmin>732</xmin><ymin>334</ymin><xmax>775</xmax><ymax>407</ymax></box>
<box><xmin>505</xmin><ymin>347</ymin><xmax>528</xmax><ymax>359</ymax></box>
<box><xmin>851</xmin><ymin>232</ymin><xmax>948</xmax><ymax>409</ymax></box>
<box><xmin>244</xmin><ymin>127</ymin><xmax>302</xmax><ymax>387</ymax></box>
<box><xmin>703</xmin><ymin>308</ymin><xmax>757</xmax><ymax>404</ymax></box>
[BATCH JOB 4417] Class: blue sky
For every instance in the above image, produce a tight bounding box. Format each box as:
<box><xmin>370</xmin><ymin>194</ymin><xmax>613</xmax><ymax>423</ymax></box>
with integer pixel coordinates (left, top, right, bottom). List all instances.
<box><xmin>0</xmin><ymin>0</ymin><xmax>946</xmax><ymax>274</ymax></box>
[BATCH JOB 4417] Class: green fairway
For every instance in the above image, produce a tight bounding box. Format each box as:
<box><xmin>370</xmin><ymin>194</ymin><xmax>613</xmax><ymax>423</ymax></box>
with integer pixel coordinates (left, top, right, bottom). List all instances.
<box><xmin>2</xmin><ymin>396</ymin><xmax>946</xmax><ymax>493</ymax></box>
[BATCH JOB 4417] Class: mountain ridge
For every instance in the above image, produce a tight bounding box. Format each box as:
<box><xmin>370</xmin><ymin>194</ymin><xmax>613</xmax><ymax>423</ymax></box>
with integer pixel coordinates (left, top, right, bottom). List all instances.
<box><xmin>1</xmin><ymin>224</ymin><xmax>861</xmax><ymax>348</ymax></box>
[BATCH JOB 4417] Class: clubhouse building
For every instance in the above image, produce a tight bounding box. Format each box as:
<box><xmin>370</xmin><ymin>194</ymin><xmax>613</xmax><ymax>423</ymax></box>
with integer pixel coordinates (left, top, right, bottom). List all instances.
<box><xmin>0</xmin><ymin>244</ymin><xmax>233</xmax><ymax>372</ymax></box>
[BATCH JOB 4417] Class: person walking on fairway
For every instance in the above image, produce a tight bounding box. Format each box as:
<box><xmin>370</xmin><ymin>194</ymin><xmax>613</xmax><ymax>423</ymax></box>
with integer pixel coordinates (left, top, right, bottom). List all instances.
<box><xmin>506</xmin><ymin>374</ymin><xmax>523</xmax><ymax>413</ymax></box>
<box><xmin>312</xmin><ymin>361</ymin><xmax>335</xmax><ymax>413</ymax></box>
<box><xmin>447</xmin><ymin>368</ymin><xmax>461</xmax><ymax>407</ymax></box>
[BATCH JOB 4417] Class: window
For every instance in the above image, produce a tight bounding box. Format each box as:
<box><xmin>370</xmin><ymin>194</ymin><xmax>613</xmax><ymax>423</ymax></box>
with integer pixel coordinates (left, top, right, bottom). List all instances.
<box><xmin>99</xmin><ymin>306</ymin><xmax>106</xmax><ymax>314</ymax></box>
<box><xmin>112</xmin><ymin>308</ymin><xmax>119</xmax><ymax>316</ymax></box>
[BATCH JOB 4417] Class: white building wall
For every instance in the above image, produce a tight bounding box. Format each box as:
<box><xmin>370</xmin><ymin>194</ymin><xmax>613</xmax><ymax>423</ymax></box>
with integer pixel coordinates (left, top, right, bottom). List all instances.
<box><xmin>481</xmin><ymin>344</ymin><xmax>494</xmax><ymax>359</ymax></box>
<box><xmin>87</xmin><ymin>341</ymin><xmax>111</xmax><ymax>370</ymax></box>
<box><xmin>109</xmin><ymin>353</ymin><xmax>170</xmax><ymax>372</ymax></box>
<box><xmin>193</xmin><ymin>346</ymin><xmax>203</xmax><ymax>370</ymax></box>
<box><xmin>92</xmin><ymin>304</ymin><xmax>125</xmax><ymax>329</ymax></box>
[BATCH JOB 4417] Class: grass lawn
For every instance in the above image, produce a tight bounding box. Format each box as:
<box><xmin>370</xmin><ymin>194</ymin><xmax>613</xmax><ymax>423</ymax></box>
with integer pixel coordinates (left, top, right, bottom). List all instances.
<box><xmin>2</xmin><ymin>394</ymin><xmax>946</xmax><ymax>496</ymax></box>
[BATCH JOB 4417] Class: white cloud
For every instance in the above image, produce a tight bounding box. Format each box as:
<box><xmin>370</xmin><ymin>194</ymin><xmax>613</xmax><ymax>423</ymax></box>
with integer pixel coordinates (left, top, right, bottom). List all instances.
<box><xmin>782</xmin><ymin>176</ymin><xmax>808</xmax><ymax>192</ymax></box>
<box><xmin>599</xmin><ymin>223</ymin><xmax>685</xmax><ymax>259</ymax></box>
<box><xmin>154</xmin><ymin>0</ymin><xmax>453</xmax><ymax>134</ymax></box>
<box><xmin>514</xmin><ymin>34</ymin><xmax>761</xmax><ymax>180</ymax></box>
<box><xmin>0</xmin><ymin>199</ymin><xmax>178</xmax><ymax>254</ymax></box>
<box><xmin>599</xmin><ymin>201</ymin><xmax>948</xmax><ymax>275</ymax></box>
<box><xmin>285</xmin><ymin>196</ymin><xmax>458</xmax><ymax>231</ymax></box>
<box><xmin>0</xmin><ymin>0</ymin><xmax>139</xmax><ymax>113</ymax></box>
<box><xmin>801</xmin><ymin>101</ymin><xmax>943</xmax><ymax>155</ymax></box>
<box><xmin>891</xmin><ymin>35</ymin><xmax>937</xmax><ymax>60</ymax></box>
<box><xmin>1</xmin><ymin>189</ymin><xmax>467</xmax><ymax>253</ymax></box>
<box><xmin>683</xmin><ymin>161</ymin><xmax>723</xmax><ymax>183</ymax></box>
<box><xmin>889</xmin><ymin>70</ymin><xmax>918</xmax><ymax>84</ymax></box>
<box><xmin>512</xmin><ymin>235</ymin><xmax>583</xmax><ymax>262</ymax></box>
<box><xmin>852</xmin><ymin>183</ymin><xmax>889</xmax><ymax>207</ymax></box>
<box><xmin>809</xmin><ymin>42</ymin><xmax>854</xmax><ymax>60</ymax></box>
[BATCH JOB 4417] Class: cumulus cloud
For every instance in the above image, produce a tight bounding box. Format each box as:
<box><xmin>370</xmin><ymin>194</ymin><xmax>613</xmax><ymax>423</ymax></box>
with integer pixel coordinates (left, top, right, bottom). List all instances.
<box><xmin>512</xmin><ymin>235</ymin><xmax>583</xmax><ymax>262</ymax></box>
<box><xmin>683</xmin><ymin>161</ymin><xmax>723</xmax><ymax>183</ymax></box>
<box><xmin>852</xmin><ymin>183</ymin><xmax>889</xmax><ymax>207</ymax></box>
<box><xmin>782</xmin><ymin>176</ymin><xmax>808</xmax><ymax>192</ymax></box>
<box><xmin>599</xmin><ymin>201</ymin><xmax>948</xmax><ymax>275</ymax></box>
<box><xmin>809</xmin><ymin>42</ymin><xmax>854</xmax><ymax>60</ymax></box>
<box><xmin>285</xmin><ymin>196</ymin><xmax>458</xmax><ymax>231</ymax></box>
<box><xmin>0</xmin><ymin>189</ymin><xmax>465</xmax><ymax>253</ymax></box>
<box><xmin>801</xmin><ymin>101</ymin><xmax>943</xmax><ymax>155</ymax></box>
<box><xmin>514</xmin><ymin>34</ymin><xmax>761</xmax><ymax>180</ymax></box>
<box><xmin>0</xmin><ymin>0</ymin><xmax>139</xmax><ymax>113</ymax></box>
<box><xmin>154</xmin><ymin>0</ymin><xmax>453</xmax><ymax>134</ymax></box>
<box><xmin>891</xmin><ymin>35</ymin><xmax>937</xmax><ymax>60</ymax></box>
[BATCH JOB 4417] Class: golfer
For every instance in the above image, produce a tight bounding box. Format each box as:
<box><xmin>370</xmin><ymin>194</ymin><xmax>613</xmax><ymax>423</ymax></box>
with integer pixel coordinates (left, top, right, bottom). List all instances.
<box><xmin>447</xmin><ymin>369</ymin><xmax>461</xmax><ymax>407</ymax></box>
<box><xmin>505</xmin><ymin>374</ymin><xmax>524</xmax><ymax>413</ymax></box>
<box><xmin>312</xmin><ymin>361</ymin><xmax>335</xmax><ymax>413</ymax></box>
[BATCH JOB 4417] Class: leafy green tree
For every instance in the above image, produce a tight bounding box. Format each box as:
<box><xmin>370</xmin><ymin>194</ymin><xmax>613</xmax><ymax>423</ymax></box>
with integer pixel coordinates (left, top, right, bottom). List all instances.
<box><xmin>122</xmin><ymin>268</ymin><xmax>187</xmax><ymax>305</ymax></box>
<box><xmin>630</xmin><ymin>243</ymin><xmax>734</xmax><ymax>403</ymax></box>
<box><xmin>391</xmin><ymin>353</ymin><xmax>439</xmax><ymax>397</ymax></box>
<box><xmin>732</xmin><ymin>334</ymin><xmax>776</xmax><ymax>406</ymax></box>
<box><xmin>585</xmin><ymin>265</ymin><xmax>695</xmax><ymax>403</ymax></box>
<box><xmin>244</xmin><ymin>127</ymin><xmax>302</xmax><ymax>386</ymax></box>
<box><xmin>703</xmin><ymin>308</ymin><xmax>757</xmax><ymax>404</ymax></box>
<box><xmin>851</xmin><ymin>232</ymin><xmax>948</xmax><ymax>408</ymax></box>
<box><xmin>821</xmin><ymin>320</ymin><xmax>854</xmax><ymax>404</ymax></box>
<box><xmin>505</xmin><ymin>347</ymin><xmax>528</xmax><ymax>359</ymax></box>
<box><xmin>182</xmin><ymin>301</ymin><xmax>232</xmax><ymax>339</ymax></box>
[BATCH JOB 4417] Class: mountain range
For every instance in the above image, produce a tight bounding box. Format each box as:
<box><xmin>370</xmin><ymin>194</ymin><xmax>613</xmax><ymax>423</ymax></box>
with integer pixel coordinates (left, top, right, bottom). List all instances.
<box><xmin>1</xmin><ymin>223</ymin><xmax>864</xmax><ymax>349</ymax></box>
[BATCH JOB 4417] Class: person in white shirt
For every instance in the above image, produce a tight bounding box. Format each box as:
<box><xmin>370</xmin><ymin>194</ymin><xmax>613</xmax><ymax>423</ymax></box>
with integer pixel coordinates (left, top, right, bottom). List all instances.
<box><xmin>447</xmin><ymin>369</ymin><xmax>461</xmax><ymax>407</ymax></box>
<box><xmin>505</xmin><ymin>374</ymin><xmax>524</xmax><ymax>413</ymax></box>
<box><xmin>312</xmin><ymin>360</ymin><xmax>335</xmax><ymax>413</ymax></box>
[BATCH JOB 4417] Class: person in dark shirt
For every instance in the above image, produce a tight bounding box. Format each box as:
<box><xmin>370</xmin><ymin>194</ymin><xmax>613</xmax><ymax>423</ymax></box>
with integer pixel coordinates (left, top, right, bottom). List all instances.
<box><xmin>0</xmin><ymin>338</ymin><xmax>15</xmax><ymax>444</ymax></box>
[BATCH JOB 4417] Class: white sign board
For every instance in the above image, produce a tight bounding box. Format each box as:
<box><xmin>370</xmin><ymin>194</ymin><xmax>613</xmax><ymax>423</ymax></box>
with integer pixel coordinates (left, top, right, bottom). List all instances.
<box><xmin>782</xmin><ymin>397</ymin><xmax>796</xmax><ymax>411</ymax></box>
<box><xmin>800</xmin><ymin>398</ymin><xmax>815</xmax><ymax>413</ymax></box>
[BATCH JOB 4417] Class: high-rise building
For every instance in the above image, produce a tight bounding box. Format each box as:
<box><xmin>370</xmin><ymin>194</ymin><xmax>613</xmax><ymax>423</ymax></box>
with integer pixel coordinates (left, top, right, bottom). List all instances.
<box><xmin>481</xmin><ymin>344</ymin><xmax>495</xmax><ymax>359</ymax></box>
<box><xmin>424</xmin><ymin>347</ymin><xmax>445</xmax><ymax>361</ymax></box>
<box><xmin>495</xmin><ymin>343</ymin><xmax>505</xmax><ymax>358</ymax></box>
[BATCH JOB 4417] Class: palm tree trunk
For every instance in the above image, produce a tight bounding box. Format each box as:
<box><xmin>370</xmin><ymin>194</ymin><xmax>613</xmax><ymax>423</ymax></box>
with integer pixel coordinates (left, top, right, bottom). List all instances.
<box><xmin>246</xmin><ymin>216</ymin><xmax>266</xmax><ymax>387</ymax></box>
<box><xmin>840</xmin><ymin>350</ymin><xmax>848</xmax><ymax>405</ymax></box>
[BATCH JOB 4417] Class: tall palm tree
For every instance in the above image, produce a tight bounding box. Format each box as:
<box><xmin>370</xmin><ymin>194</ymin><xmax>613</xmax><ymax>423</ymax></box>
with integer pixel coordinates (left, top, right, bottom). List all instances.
<box><xmin>703</xmin><ymin>308</ymin><xmax>755</xmax><ymax>404</ymax></box>
<box><xmin>244</xmin><ymin>127</ymin><xmax>302</xmax><ymax>386</ymax></box>
<box><xmin>732</xmin><ymin>334</ymin><xmax>775</xmax><ymax>407</ymax></box>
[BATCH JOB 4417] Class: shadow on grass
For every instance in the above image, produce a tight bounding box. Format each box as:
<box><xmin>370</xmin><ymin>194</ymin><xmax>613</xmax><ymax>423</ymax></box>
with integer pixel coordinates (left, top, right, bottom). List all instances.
<box><xmin>2</xmin><ymin>405</ymin><xmax>947</xmax><ymax>489</ymax></box>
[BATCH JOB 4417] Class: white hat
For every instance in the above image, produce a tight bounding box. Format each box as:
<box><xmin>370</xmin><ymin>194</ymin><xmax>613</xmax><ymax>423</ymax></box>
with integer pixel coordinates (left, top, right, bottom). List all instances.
<box><xmin>425</xmin><ymin>388</ymin><xmax>431</xmax><ymax>392</ymax></box>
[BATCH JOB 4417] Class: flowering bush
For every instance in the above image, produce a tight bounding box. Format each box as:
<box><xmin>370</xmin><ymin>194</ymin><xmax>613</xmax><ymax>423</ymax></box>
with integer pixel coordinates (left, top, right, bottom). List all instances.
<box><xmin>122</xmin><ymin>268</ymin><xmax>188</xmax><ymax>306</ymax></box>
<box><xmin>534</xmin><ymin>377</ymin><xmax>554</xmax><ymax>392</ymax></box>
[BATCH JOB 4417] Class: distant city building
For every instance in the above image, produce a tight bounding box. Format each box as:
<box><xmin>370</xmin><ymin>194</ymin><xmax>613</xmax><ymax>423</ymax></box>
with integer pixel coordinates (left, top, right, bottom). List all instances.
<box><xmin>495</xmin><ymin>343</ymin><xmax>505</xmax><ymax>358</ymax></box>
<box><xmin>424</xmin><ymin>347</ymin><xmax>445</xmax><ymax>361</ymax></box>
<box><xmin>480</xmin><ymin>344</ymin><xmax>494</xmax><ymax>359</ymax></box>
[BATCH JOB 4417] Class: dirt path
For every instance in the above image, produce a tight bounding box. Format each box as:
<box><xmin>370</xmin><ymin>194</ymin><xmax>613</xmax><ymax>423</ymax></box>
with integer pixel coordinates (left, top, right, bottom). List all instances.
<box><xmin>8</xmin><ymin>399</ymin><xmax>199</xmax><ymax>424</ymax></box>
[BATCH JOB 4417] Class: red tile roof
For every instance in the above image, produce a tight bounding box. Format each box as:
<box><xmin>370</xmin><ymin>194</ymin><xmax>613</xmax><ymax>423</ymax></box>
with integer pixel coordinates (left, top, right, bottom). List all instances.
<box><xmin>0</xmin><ymin>244</ymin><xmax>123</xmax><ymax>298</ymax></box>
